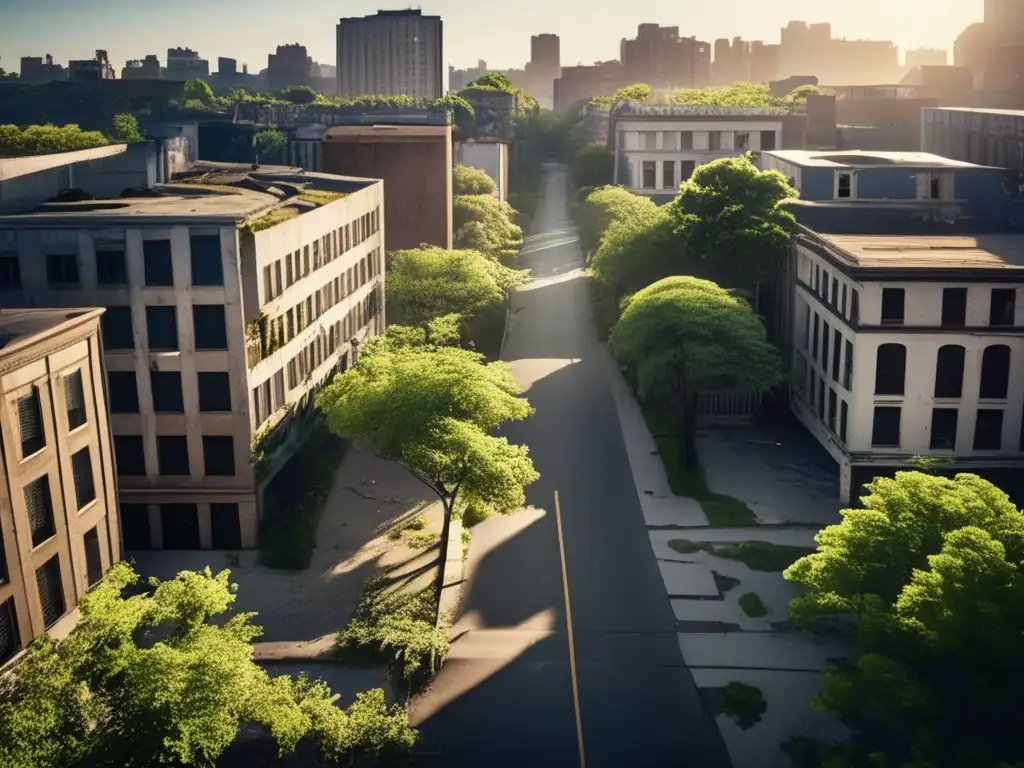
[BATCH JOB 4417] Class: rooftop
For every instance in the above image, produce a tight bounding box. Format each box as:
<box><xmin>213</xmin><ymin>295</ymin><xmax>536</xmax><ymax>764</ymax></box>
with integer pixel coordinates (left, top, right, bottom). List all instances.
<box><xmin>766</xmin><ymin>149</ymin><xmax>986</xmax><ymax>169</ymax></box>
<box><xmin>0</xmin><ymin>162</ymin><xmax>378</xmax><ymax>226</ymax></box>
<box><xmin>612</xmin><ymin>103</ymin><xmax>790</xmax><ymax>118</ymax></box>
<box><xmin>810</xmin><ymin>232</ymin><xmax>1024</xmax><ymax>270</ymax></box>
<box><xmin>0</xmin><ymin>308</ymin><xmax>103</xmax><ymax>354</ymax></box>
<box><xmin>0</xmin><ymin>144</ymin><xmax>128</xmax><ymax>182</ymax></box>
<box><xmin>925</xmin><ymin>106</ymin><xmax>1024</xmax><ymax>117</ymax></box>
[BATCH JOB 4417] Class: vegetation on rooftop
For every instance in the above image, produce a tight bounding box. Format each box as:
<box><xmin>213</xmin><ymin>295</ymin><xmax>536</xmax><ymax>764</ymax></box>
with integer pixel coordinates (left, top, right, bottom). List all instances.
<box><xmin>0</xmin><ymin>112</ymin><xmax>144</xmax><ymax>156</ymax></box>
<box><xmin>588</xmin><ymin>82</ymin><xmax>818</xmax><ymax>111</ymax></box>
<box><xmin>296</xmin><ymin>189</ymin><xmax>349</xmax><ymax>207</ymax></box>
<box><xmin>242</xmin><ymin>206</ymin><xmax>299</xmax><ymax>234</ymax></box>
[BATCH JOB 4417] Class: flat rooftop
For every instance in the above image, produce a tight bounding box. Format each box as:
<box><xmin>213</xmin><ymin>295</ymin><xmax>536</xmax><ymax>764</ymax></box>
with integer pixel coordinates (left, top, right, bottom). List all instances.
<box><xmin>767</xmin><ymin>149</ymin><xmax>985</xmax><ymax>169</ymax></box>
<box><xmin>0</xmin><ymin>144</ymin><xmax>128</xmax><ymax>182</ymax></box>
<box><xmin>0</xmin><ymin>308</ymin><xmax>103</xmax><ymax>353</ymax></box>
<box><xmin>612</xmin><ymin>103</ymin><xmax>790</xmax><ymax>118</ymax></box>
<box><xmin>0</xmin><ymin>162</ymin><xmax>379</xmax><ymax>226</ymax></box>
<box><xmin>812</xmin><ymin>232</ymin><xmax>1024</xmax><ymax>270</ymax></box>
<box><xmin>926</xmin><ymin>106</ymin><xmax>1024</xmax><ymax>117</ymax></box>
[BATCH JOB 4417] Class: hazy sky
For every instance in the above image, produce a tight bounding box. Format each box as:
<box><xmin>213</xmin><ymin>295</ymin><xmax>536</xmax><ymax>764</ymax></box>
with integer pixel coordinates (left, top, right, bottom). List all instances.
<box><xmin>0</xmin><ymin>0</ymin><xmax>984</xmax><ymax>74</ymax></box>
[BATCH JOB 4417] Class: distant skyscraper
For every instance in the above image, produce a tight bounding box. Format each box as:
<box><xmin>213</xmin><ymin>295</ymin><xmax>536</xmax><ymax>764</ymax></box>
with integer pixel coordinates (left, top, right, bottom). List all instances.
<box><xmin>165</xmin><ymin>47</ymin><xmax>209</xmax><ymax>80</ymax></box>
<box><xmin>621</xmin><ymin>24</ymin><xmax>709</xmax><ymax>90</ymax></box>
<box><xmin>526</xmin><ymin>34</ymin><xmax>561</xmax><ymax>110</ymax></box>
<box><xmin>449</xmin><ymin>60</ymin><xmax>488</xmax><ymax>92</ymax></box>
<box><xmin>268</xmin><ymin>43</ymin><xmax>313</xmax><ymax>91</ymax></box>
<box><xmin>336</xmin><ymin>9</ymin><xmax>443</xmax><ymax>100</ymax></box>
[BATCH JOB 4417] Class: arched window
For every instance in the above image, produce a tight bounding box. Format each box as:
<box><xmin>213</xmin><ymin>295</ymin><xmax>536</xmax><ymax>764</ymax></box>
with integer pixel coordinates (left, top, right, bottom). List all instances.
<box><xmin>934</xmin><ymin>345</ymin><xmax>966</xmax><ymax>399</ymax></box>
<box><xmin>874</xmin><ymin>344</ymin><xmax>906</xmax><ymax>396</ymax></box>
<box><xmin>980</xmin><ymin>344</ymin><xmax>1011</xmax><ymax>399</ymax></box>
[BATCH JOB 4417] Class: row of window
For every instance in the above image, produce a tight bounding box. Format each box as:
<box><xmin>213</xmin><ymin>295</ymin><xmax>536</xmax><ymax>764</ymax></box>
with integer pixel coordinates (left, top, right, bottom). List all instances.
<box><xmin>17</xmin><ymin>372</ymin><xmax>88</xmax><ymax>462</ymax></box>
<box><xmin>262</xmin><ymin>208</ymin><xmax>380</xmax><ymax>304</ymax></box>
<box><xmin>101</xmin><ymin>304</ymin><xmax>229</xmax><ymax>353</ymax></box>
<box><xmin>120</xmin><ymin>502</ymin><xmax>242</xmax><ymax>551</ymax></box>
<box><xmin>0</xmin><ymin>234</ymin><xmax>224</xmax><ymax>291</ymax></box>
<box><xmin>807</xmin><ymin>310</ymin><xmax>855</xmax><ymax>390</ymax></box>
<box><xmin>631</xmin><ymin>129</ymin><xmax>777</xmax><ymax>152</ymax></box>
<box><xmin>108</xmin><ymin>370</ymin><xmax>232</xmax><ymax>414</ymax></box>
<box><xmin>640</xmin><ymin>160</ymin><xmax>696</xmax><ymax>190</ymax></box>
<box><xmin>870</xmin><ymin>406</ymin><xmax>1012</xmax><ymax>451</ymax></box>
<box><xmin>114</xmin><ymin>434</ymin><xmax>236</xmax><ymax>478</ymax></box>
<box><xmin>873</xmin><ymin>343</ymin><xmax>1012</xmax><ymax>400</ymax></box>
<box><xmin>801</xmin><ymin>360</ymin><xmax>850</xmax><ymax>445</ymax></box>
<box><xmin>810</xmin><ymin>262</ymin><xmax>860</xmax><ymax>325</ymax></box>
<box><xmin>22</xmin><ymin>451</ymin><xmax>98</xmax><ymax>552</ymax></box>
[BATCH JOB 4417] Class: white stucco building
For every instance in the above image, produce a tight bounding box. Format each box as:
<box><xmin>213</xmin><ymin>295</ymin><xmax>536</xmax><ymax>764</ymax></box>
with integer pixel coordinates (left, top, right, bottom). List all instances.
<box><xmin>0</xmin><ymin>164</ymin><xmax>384</xmax><ymax>550</ymax></box>
<box><xmin>610</xmin><ymin>103</ymin><xmax>787</xmax><ymax>202</ymax></box>
<box><xmin>791</xmin><ymin>229</ymin><xmax>1024</xmax><ymax>502</ymax></box>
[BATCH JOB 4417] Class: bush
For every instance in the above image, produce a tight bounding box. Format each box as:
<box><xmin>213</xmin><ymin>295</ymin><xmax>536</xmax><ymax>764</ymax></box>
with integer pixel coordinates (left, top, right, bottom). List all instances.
<box><xmin>721</xmin><ymin>682</ymin><xmax>766</xmax><ymax>729</ymax></box>
<box><xmin>0</xmin><ymin>122</ymin><xmax>109</xmax><ymax>156</ymax></box>
<box><xmin>453</xmin><ymin>164</ymin><xmax>497</xmax><ymax>196</ymax></box>
<box><xmin>453</xmin><ymin>194</ymin><xmax>523</xmax><ymax>264</ymax></box>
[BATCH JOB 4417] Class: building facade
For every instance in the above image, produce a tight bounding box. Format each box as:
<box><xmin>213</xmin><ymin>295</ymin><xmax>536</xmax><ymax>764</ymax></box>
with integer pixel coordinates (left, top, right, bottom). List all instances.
<box><xmin>790</xmin><ymin>230</ymin><xmax>1024</xmax><ymax>503</ymax></box>
<box><xmin>611</xmin><ymin>104</ymin><xmax>786</xmax><ymax>201</ymax></box>
<box><xmin>166</xmin><ymin>48</ymin><xmax>209</xmax><ymax>80</ymax></box>
<box><xmin>621</xmin><ymin>25</ymin><xmax>710</xmax><ymax>90</ymax></box>
<box><xmin>0</xmin><ymin>165</ymin><xmax>384</xmax><ymax>551</ymax></box>
<box><xmin>336</xmin><ymin>10</ymin><xmax>443</xmax><ymax>100</ymax></box>
<box><xmin>19</xmin><ymin>55</ymin><xmax>66</xmax><ymax>83</ymax></box>
<box><xmin>0</xmin><ymin>308</ymin><xmax>120</xmax><ymax>667</ymax></box>
<box><xmin>122</xmin><ymin>55</ymin><xmax>162</xmax><ymax>81</ymax></box>
<box><xmin>449</xmin><ymin>60</ymin><xmax>489</xmax><ymax>93</ymax></box>
<box><xmin>554</xmin><ymin>61</ymin><xmax>627</xmax><ymax>113</ymax></box>
<box><xmin>921</xmin><ymin>107</ymin><xmax>1024</xmax><ymax>174</ymax></box>
<box><xmin>268</xmin><ymin>44</ymin><xmax>313</xmax><ymax>92</ymax></box>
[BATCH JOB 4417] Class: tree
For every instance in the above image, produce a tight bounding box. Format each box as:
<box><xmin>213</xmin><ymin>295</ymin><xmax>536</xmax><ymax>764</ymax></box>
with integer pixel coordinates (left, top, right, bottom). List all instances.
<box><xmin>0</xmin><ymin>563</ymin><xmax>415</xmax><ymax>767</ymax></box>
<box><xmin>318</xmin><ymin>346</ymin><xmax>538</xmax><ymax>614</ymax></box>
<box><xmin>184</xmin><ymin>78</ymin><xmax>215</xmax><ymax>107</ymax></box>
<box><xmin>453</xmin><ymin>194</ymin><xmax>524</xmax><ymax>263</ymax></box>
<box><xmin>386</xmin><ymin>246</ymin><xmax>525</xmax><ymax>329</ymax></box>
<box><xmin>432</xmin><ymin>94</ymin><xmax>476</xmax><ymax>135</ymax></box>
<box><xmin>253</xmin><ymin>127</ymin><xmax>286</xmax><ymax>163</ymax></box>
<box><xmin>277</xmin><ymin>85</ymin><xmax>317</xmax><ymax>104</ymax></box>
<box><xmin>453</xmin><ymin>164</ymin><xmax>497</xmax><ymax>196</ymax></box>
<box><xmin>109</xmin><ymin>113</ymin><xmax>143</xmax><ymax>143</ymax></box>
<box><xmin>570</xmin><ymin>144</ymin><xmax>614</xmax><ymax>189</ymax></box>
<box><xmin>0</xmin><ymin>123</ymin><xmax>109</xmax><ymax>157</ymax></box>
<box><xmin>783</xmin><ymin>471</ymin><xmax>1024</xmax><ymax>768</ymax></box>
<box><xmin>589</xmin><ymin>82</ymin><xmax>653</xmax><ymax>109</ymax></box>
<box><xmin>576</xmin><ymin>185</ymin><xmax>661</xmax><ymax>260</ymax></box>
<box><xmin>669</xmin><ymin>154</ymin><xmax>796</xmax><ymax>310</ymax></box>
<box><xmin>609</xmin><ymin>277</ymin><xmax>782</xmax><ymax>467</ymax></box>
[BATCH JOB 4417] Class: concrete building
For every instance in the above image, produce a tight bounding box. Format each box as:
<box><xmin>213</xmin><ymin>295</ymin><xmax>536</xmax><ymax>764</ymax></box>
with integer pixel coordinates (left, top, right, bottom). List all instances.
<box><xmin>922</xmin><ymin>107</ymin><xmax>1024</xmax><ymax>175</ymax></box>
<box><xmin>554</xmin><ymin>61</ymin><xmax>628</xmax><ymax>113</ymax></box>
<box><xmin>525</xmin><ymin>34</ymin><xmax>562</xmax><ymax>111</ymax></box>
<box><xmin>611</xmin><ymin>103</ymin><xmax>787</xmax><ymax>202</ymax></box>
<box><xmin>789</xmin><ymin>227</ymin><xmax>1024</xmax><ymax>503</ymax></box>
<box><xmin>0</xmin><ymin>155</ymin><xmax>385</xmax><ymax>551</ymax></box>
<box><xmin>0</xmin><ymin>308</ymin><xmax>120</xmax><ymax>666</ymax></box>
<box><xmin>454</xmin><ymin>140</ymin><xmax>509</xmax><ymax>202</ymax></box>
<box><xmin>19</xmin><ymin>54</ymin><xmax>66</xmax><ymax>83</ymax></box>
<box><xmin>166</xmin><ymin>48</ymin><xmax>209</xmax><ymax>81</ymax></box>
<box><xmin>323</xmin><ymin>123</ymin><xmax>452</xmax><ymax>251</ymax></box>
<box><xmin>449</xmin><ymin>60</ymin><xmax>489</xmax><ymax>93</ymax></box>
<box><xmin>69</xmin><ymin>51</ymin><xmax>115</xmax><ymax>82</ymax></box>
<box><xmin>621</xmin><ymin>25</ymin><xmax>710</xmax><ymax>90</ymax></box>
<box><xmin>122</xmin><ymin>55</ymin><xmax>162</xmax><ymax>81</ymax></box>
<box><xmin>336</xmin><ymin>9</ymin><xmax>443</xmax><ymax>100</ymax></box>
<box><xmin>778</xmin><ymin>21</ymin><xmax>900</xmax><ymax>85</ymax></box>
<box><xmin>268</xmin><ymin>44</ymin><xmax>313</xmax><ymax>92</ymax></box>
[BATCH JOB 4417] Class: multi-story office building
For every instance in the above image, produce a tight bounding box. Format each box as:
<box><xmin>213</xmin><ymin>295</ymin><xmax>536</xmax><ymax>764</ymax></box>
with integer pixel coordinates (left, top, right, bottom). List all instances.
<box><xmin>621</xmin><ymin>24</ymin><xmax>710</xmax><ymax>90</ymax></box>
<box><xmin>0</xmin><ymin>162</ymin><xmax>385</xmax><ymax>551</ymax></box>
<box><xmin>166</xmin><ymin>48</ymin><xmax>209</xmax><ymax>80</ymax></box>
<box><xmin>19</xmin><ymin>54</ymin><xmax>66</xmax><ymax>83</ymax></box>
<box><xmin>268</xmin><ymin>44</ymin><xmax>313</xmax><ymax>91</ymax></box>
<box><xmin>611</xmin><ymin>103</ymin><xmax>786</xmax><ymax>202</ymax></box>
<box><xmin>0</xmin><ymin>308</ymin><xmax>120</xmax><ymax>667</ymax></box>
<box><xmin>449</xmin><ymin>60</ymin><xmax>489</xmax><ymax>93</ymax></box>
<box><xmin>336</xmin><ymin>9</ymin><xmax>443</xmax><ymax>100</ymax></box>
<box><xmin>525</xmin><ymin>34</ymin><xmax>561</xmax><ymax>110</ymax></box>
<box><xmin>922</xmin><ymin>107</ymin><xmax>1024</xmax><ymax>174</ymax></box>
<box><xmin>554</xmin><ymin>61</ymin><xmax>628</xmax><ymax>113</ymax></box>
<box><xmin>122</xmin><ymin>55</ymin><xmax>162</xmax><ymax>81</ymax></box>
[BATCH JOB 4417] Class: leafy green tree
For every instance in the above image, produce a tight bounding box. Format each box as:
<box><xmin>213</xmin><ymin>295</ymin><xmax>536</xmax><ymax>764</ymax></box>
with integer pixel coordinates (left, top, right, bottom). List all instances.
<box><xmin>386</xmin><ymin>246</ymin><xmax>526</xmax><ymax>329</ymax></box>
<box><xmin>609</xmin><ymin>277</ymin><xmax>782</xmax><ymax>466</ymax></box>
<box><xmin>319</xmin><ymin>346</ymin><xmax>538</xmax><ymax>613</ymax></box>
<box><xmin>784</xmin><ymin>471</ymin><xmax>1024</xmax><ymax>768</ymax></box>
<box><xmin>670</xmin><ymin>154</ymin><xmax>796</xmax><ymax>309</ymax></box>
<box><xmin>109</xmin><ymin>113</ymin><xmax>143</xmax><ymax>143</ymax></box>
<box><xmin>453</xmin><ymin>194</ymin><xmax>524</xmax><ymax>263</ymax></box>
<box><xmin>277</xmin><ymin>85</ymin><xmax>317</xmax><ymax>104</ymax></box>
<box><xmin>570</xmin><ymin>144</ymin><xmax>614</xmax><ymax>189</ymax></box>
<box><xmin>0</xmin><ymin>563</ymin><xmax>415</xmax><ymax>767</ymax></box>
<box><xmin>0</xmin><ymin>123</ymin><xmax>109</xmax><ymax>156</ymax></box>
<box><xmin>576</xmin><ymin>185</ymin><xmax>659</xmax><ymax>259</ymax></box>
<box><xmin>433</xmin><ymin>94</ymin><xmax>476</xmax><ymax>135</ymax></box>
<box><xmin>589</xmin><ymin>82</ymin><xmax>653</xmax><ymax>108</ymax></box>
<box><xmin>184</xmin><ymin>78</ymin><xmax>216</xmax><ymax>106</ymax></box>
<box><xmin>253</xmin><ymin>127</ymin><xmax>286</xmax><ymax>163</ymax></box>
<box><xmin>453</xmin><ymin>164</ymin><xmax>497</xmax><ymax>196</ymax></box>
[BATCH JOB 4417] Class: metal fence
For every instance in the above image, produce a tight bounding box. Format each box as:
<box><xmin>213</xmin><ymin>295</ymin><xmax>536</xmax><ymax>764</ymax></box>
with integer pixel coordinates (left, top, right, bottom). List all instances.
<box><xmin>696</xmin><ymin>392</ymin><xmax>763</xmax><ymax>424</ymax></box>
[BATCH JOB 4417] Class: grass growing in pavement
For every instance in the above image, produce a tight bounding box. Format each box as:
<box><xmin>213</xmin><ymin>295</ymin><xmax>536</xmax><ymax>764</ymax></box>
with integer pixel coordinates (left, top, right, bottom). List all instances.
<box><xmin>713</xmin><ymin>572</ymin><xmax>741</xmax><ymax>594</ymax></box>
<box><xmin>640</xmin><ymin>405</ymin><xmax>759</xmax><ymax>527</ymax></box>
<box><xmin>667</xmin><ymin>540</ymin><xmax>712</xmax><ymax>555</ymax></box>
<box><xmin>721</xmin><ymin>681</ymin><xmax>767</xmax><ymax>730</ymax></box>
<box><xmin>258</xmin><ymin>420</ymin><xmax>349</xmax><ymax>570</ymax></box>
<box><xmin>387</xmin><ymin>514</ymin><xmax>429</xmax><ymax>540</ymax></box>
<box><xmin>739</xmin><ymin>592</ymin><xmax>769</xmax><ymax>618</ymax></box>
<box><xmin>335</xmin><ymin>575</ymin><xmax>451</xmax><ymax>688</ymax></box>
<box><xmin>404</xmin><ymin>531</ymin><xmax>440</xmax><ymax>550</ymax></box>
<box><xmin>714</xmin><ymin>541</ymin><xmax>815</xmax><ymax>572</ymax></box>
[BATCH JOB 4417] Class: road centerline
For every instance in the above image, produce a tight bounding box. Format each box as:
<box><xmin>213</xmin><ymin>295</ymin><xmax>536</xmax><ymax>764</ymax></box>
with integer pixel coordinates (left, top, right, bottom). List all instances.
<box><xmin>554</xmin><ymin>489</ymin><xmax>586</xmax><ymax>768</ymax></box>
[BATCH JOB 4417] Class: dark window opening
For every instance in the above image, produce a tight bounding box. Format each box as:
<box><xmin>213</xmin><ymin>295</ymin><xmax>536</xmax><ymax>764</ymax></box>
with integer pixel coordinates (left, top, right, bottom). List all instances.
<box><xmin>974</xmin><ymin>409</ymin><xmax>1004</xmax><ymax>450</ymax></box>
<box><xmin>35</xmin><ymin>556</ymin><xmax>65</xmax><ymax>628</ymax></box>
<box><xmin>851</xmin><ymin>290</ymin><xmax>860</xmax><ymax>324</ymax></box>
<box><xmin>881</xmin><ymin>288</ymin><xmax>905</xmax><ymax>325</ymax></box>
<box><xmin>980</xmin><ymin>344</ymin><xmax>1011</xmax><ymax>399</ymax></box>
<box><xmin>837</xmin><ymin>173</ymin><xmax>852</xmax><ymax>198</ymax></box>
<box><xmin>930</xmin><ymin>408</ymin><xmax>958</xmax><ymax>450</ymax></box>
<box><xmin>160</xmin><ymin>504</ymin><xmax>200</xmax><ymax>549</ymax></box>
<box><xmin>871</xmin><ymin>406</ymin><xmax>901</xmax><ymax>447</ymax></box>
<box><xmin>18</xmin><ymin>387</ymin><xmax>45</xmax><ymax>458</ymax></box>
<box><xmin>156</xmin><ymin>435</ymin><xmax>190</xmax><ymax>475</ymax></box>
<box><xmin>641</xmin><ymin>161</ymin><xmax>656</xmax><ymax>189</ymax></box>
<box><xmin>25</xmin><ymin>475</ymin><xmax>55</xmax><ymax>547</ymax></box>
<box><xmin>929</xmin><ymin>177</ymin><xmax>941</xmax><ymax>199</ymax></box>
<box><xmin>101</xmin><ymin>306</ymin><xmax>134</xmax><ymax>349</ymax></box>
<box><xmin>941</xmin><ymin>287</ymin><xmax>967</xmax><ymax>327</ymax></box>
<box><xmin>989</xmin><ymin>288</ymin><xmax>1016</xmax><ymax>327</ymax></box>
<box><xmin>197</xmin><ymin>372</ymin><xmax>232</xmax><ymax>412</ymax></box>
<box><xmin>71</xmin><ymin>448</ymin><xmax>96</xmax><ymax>510</ymax></box>
<box><xmin>64</xmin><ymin>370</ymin><xmax>86</xmax><ymax>431</ymax></box>
<box><xmin>84</xmin><ymin>527</ymin><xmax>103</xmax><ymax>587</ymax></box>
<box><xmin>663</xmin><ymin>161</ymin><xmax>675</xmax><ymax>190</ymax></box>
<box><xmin>821</xmin><ymin>320</ymin><xmax>831</xmax><ymax>371</ymax></box>
<box><xmin>843</xmin><ymin>340</ymin><xmax>853</xmax><ymax>389</ymax></box>
<box><xmin>96</xmin><ymin>249</ymin><xmax>127</xmax><ymax>285</ymax></box>
<box><xmin>0</xmin><ymin>598</ymin><xmax>20</xmax><ymax>664</ymax></box>
<box><xmin>874</xmin><ymin>344</ymin><xmax>907</xmax><ymax>396</ymax></box>
<box><xmin>143</xmin><ymin>240</ymin><xmax>173</xmax><ymax>286</ymax></box>
<box><xmin>114</xmin><ymin>435</ymin><xmax>146</xmax><ymax>476</ymax></box>
<box><xmin>0</xmin><ymin>256</ymin><xmax>21</xmax><ymax>290</ymax></box>
<box><xmin>210</xmin><ymin>503</ymin><xmax>242</xmax><ymax>549</ymax></box>
<box><xmin>812</xmin><ymin>314</ymin><xmax>820</xmax><ymax>363</ymax></box>
<box><xmin>146</xmin><ymin>306</ymin><xmax>178</xmax><ymax>351</ymax></box>
<box><xmin>828</xmin><ymin>389</ymin><xmax>838</xmax><ymax>432</ymax></box>
<box><xmin>839</xmin><ymin>401</ymin><xmax>849</xmax><ymax>443</ymax></box>
<box><xmin>202</xmin><ymin>435</ymin><xmax>235</xmax><ymax>476</ymax></box>
<box><xmin>831</xmin><ymin>329</ymin><xmax>841</xmax><ymax>382</ymax></box>
<box><xmin>190</xmin><ymin>235</ymin><xmax>224</xmax><ymax>286</ymax></box>
<box><xmin>760</xmin><ymin>130</ymin><xmax>776</xmax><ymax>151</ymax></box>
<box><xmin>46</xmin><ymin>253</ymin><xmax>79</xmax><ymax>287</ymax></box>
<box><xmin>193</xmin><ymin>305</ymin><xmax>228</xmax><ymax>350</ymax></box>
<box><xmin>120</xmin><ymin>504</ymin><xmax>151</xmax><ymax>550</ymax></box>
<box><xmin>150</xmin><ymin>371</ymin><xmax>184</xmax><ymax>412</ymax></box>
<box><xmin>934</xmin><ymin>345</ymin><xmax>965</xmax><ymax>398</ymax></box>
<box><xmin>107</xmin><ymin>371</ymin><xmax>139</xmax><ymax>413</ymax></box>
<box><xmin>680</xmin><ymin>160</ymin><xmax>696</xmax><ymax>180</ymax></box>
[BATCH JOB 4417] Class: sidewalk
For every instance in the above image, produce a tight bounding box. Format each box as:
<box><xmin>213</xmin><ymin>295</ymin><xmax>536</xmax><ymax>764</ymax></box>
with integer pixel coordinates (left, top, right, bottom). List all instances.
<box><xmin>603</xmin><ymin>347</ymin><xmax>849</xmax><ymax>768</ymax></box>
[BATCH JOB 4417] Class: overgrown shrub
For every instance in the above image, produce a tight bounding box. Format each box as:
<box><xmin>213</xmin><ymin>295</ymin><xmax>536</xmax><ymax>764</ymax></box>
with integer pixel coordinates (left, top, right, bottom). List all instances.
<box><xmin>721</xmin><ymin>682</ymin><xmax>766</xmax><ymax>729</ymax></box>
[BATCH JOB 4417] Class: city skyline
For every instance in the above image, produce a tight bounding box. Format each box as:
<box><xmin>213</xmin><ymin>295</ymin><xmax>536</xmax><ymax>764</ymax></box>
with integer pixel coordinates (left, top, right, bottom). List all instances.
<box><xmin>0</xmin><ymin>0</ymin><xmax>983</xmax><ymax>76</ymax></box>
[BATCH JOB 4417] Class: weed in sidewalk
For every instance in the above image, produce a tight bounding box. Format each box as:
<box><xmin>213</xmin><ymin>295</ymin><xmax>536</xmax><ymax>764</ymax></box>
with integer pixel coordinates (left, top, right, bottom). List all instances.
<box><xmin>713</xmin><ymin>571</ymin><xmax>741</xmax><ymax>594</ymax></box>
<box><xmin>739</xmin><ymin>592</ymin><xmax>769</xmax><ymax>618</ymax></box>
<box><xmin>387</xmin><ymin>514</ymin><xmax>429</xmax><ymax>540</ymax></box>
<box><xmin>404</xmin><ymin>530</ymin><xmax>441</xmax><ymax>550</ymax></box>
<box><xmin>461</xmin><ymin>528</ymin><xmax>472</xmax><ymax>560</ymax></box>
<box><xmin>667</xmin><ymin>540</ymin><xmax>714</xmax><ymax>555</ymax></box>
<box><xmin>714</xmin><ymin>541</ymin><xmax>815</xmax><ymax>572</ymax></box>
<box><xmin>335</xmin><ymin>575</ymin><xmax>451</xmax><ymax>690</ymax></box>
<box><xmin>721</xmin><ymin>681</ymin><xmax>767</xmax><ymax>730</ymax></box>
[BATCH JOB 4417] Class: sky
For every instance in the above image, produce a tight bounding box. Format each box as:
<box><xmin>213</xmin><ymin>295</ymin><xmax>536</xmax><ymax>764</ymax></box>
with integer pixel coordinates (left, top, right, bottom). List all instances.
<box><xmin>0</xmin><ymin>0</ymin><xmax>985</xmax><ymax>75</ymax></box>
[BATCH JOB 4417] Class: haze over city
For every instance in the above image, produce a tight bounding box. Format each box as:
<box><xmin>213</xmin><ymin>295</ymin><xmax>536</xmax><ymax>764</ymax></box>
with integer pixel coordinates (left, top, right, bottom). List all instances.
<box><xmin>0</xmin><ymin>0</ymin><xmax>984</xmax><ymax>73</ymax></box>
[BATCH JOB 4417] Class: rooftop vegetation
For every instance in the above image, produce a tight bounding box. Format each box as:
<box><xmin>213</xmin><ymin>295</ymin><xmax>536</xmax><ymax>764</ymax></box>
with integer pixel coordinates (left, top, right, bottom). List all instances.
<box><xmin>243</xmin><ymin>206</ymin><xmax>299</xmax><ymax>234</ymax></box>
<box><xmin>0</xmin><ymin>112</ymin><xmax>144</xmax><ymax>157</ymax></box>
<box><xmin>588</xmin><ymin>82</ymin><xmax>819</xmax><ymax>111</ymax></box>
<box><xmin>296</xmin><ymin>189</ymin><xmax>349</xmax><ymax>207</ymax></box>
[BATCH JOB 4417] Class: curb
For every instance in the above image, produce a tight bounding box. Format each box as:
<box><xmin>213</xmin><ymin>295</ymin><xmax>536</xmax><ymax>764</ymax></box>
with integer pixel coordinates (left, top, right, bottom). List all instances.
<box><xmin>497</xmin><ymin>301</ymin><xmax>512</xmax><ymax>361</ymax></box>
<box><xmin>436</xmin><ymin>518</ymin><xmax>464</xmax><ymax>630</ymax></box>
